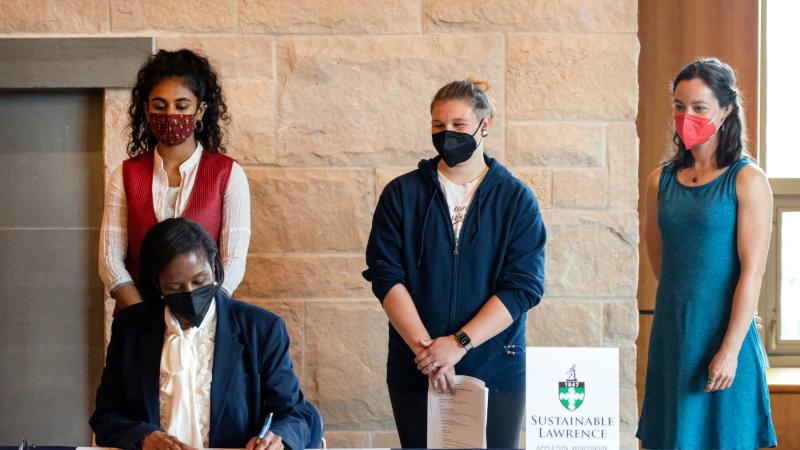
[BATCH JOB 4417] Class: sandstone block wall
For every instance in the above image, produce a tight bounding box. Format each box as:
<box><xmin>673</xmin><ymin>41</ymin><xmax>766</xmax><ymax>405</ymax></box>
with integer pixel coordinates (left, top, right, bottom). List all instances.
<box><xmin>1</xmin><ymin>0</ymin><xmax>640</xmax><ymax>447</ymax></box>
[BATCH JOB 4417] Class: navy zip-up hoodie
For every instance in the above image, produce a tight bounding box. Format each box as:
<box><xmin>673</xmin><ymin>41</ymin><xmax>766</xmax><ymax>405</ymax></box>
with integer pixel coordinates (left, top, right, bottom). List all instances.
<box><xmin>363</xmin><ymin>155</ymin><xmax>546</xmax><ymax>394</ymax></box>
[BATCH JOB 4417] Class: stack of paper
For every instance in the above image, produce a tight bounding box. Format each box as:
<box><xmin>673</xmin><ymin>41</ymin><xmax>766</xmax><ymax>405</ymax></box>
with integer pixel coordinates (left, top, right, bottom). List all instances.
<box><xmin>427</xmin><ymin>375</ymin><xmax>489</xmax><ymax>449</ymax></box>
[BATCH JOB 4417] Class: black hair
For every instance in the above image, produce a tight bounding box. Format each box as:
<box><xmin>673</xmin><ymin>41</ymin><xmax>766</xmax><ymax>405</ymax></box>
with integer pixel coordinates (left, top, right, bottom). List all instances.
<box><xmin>127</xmin><ymin>49</ymin><xmax>229</xmax><ymax>157</ymax></box>
<box><xmin>138</xmin><ymin>218</ymin><xmax>224</xmax><ymax>302</ymax></box>
<box><xmin>667</xmin><ymin>57</ymin><xmax>748</xmax><ymax>169</ymax></box>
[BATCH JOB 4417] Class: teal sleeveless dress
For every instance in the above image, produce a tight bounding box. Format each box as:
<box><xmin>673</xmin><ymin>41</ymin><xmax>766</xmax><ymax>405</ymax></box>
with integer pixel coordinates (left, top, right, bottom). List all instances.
<box><xmin>637</xmin><ymin>157</ymin><xmax>777</xmax><ymax>449</ymax></box>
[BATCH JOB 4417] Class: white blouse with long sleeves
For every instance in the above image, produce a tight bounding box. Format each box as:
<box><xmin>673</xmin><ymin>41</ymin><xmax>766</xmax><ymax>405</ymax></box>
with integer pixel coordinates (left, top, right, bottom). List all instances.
<box><xmin>99</xmin><ymin>144</ymin><xmax>251</xmax><ymax>295</ymax></box>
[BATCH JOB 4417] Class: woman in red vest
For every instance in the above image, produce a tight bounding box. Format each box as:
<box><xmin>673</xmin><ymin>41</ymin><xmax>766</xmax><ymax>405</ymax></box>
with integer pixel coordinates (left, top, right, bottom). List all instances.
<box><xmin>100</xmin><ymin>49</ymin><xmax>251</xmax><ymax>314</ymax></box>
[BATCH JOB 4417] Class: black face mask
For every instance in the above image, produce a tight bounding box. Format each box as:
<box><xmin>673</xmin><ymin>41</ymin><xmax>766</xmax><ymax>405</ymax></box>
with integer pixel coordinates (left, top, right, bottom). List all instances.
<box><xmin>432</xmin><ymin>119</ymin><xmax>486</xmax><ymax>167</ymax></box>
<box><xmin>162</xmin><ymin>283</ymin><xmax>217</xmax><ymax>328</ymax></box>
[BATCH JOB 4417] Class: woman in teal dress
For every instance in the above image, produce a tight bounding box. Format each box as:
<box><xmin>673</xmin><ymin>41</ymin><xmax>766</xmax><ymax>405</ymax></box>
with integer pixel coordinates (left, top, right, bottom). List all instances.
<box><xmin>637</xmin><ymin>58</ymin><xmax>777</xmax><ymax>449</ymax></box>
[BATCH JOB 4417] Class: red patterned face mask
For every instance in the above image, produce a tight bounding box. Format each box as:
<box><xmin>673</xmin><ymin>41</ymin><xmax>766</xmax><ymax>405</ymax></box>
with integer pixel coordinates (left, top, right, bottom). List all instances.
<box><xmin>147</xmin><ymin>113</ymin><xmax>196</xmax><ymax>146</ymax></box>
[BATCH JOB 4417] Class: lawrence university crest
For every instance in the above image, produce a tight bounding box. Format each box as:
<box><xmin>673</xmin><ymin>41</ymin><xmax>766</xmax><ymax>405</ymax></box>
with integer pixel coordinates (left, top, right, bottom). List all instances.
<box><xmin>558</xmin><ymin>364</ymin><xmax>585</xmax><ymax>411</ymax></box>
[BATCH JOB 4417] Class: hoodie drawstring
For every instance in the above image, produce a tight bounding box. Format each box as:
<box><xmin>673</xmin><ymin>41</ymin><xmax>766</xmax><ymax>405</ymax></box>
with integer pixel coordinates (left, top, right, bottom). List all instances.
<box><xmin>417</xmin><ymin>190</ymin><xmax>437</xmax><ymax>266</ymax></box>
<box><xmin>471</xmin><ymin>192</ymin><xmax>482</xmax><ymax>245</ymax></box>
<box><xmin>416</xmin><ymin>156</ymin><xmax>498</xmax><ymax>264</ymax></box>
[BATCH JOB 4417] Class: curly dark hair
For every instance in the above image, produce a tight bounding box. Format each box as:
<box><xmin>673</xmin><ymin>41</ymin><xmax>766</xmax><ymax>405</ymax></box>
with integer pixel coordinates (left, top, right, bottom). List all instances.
<box><xmin>667</xmin><ymin>58</ymin><xmax>749</xmax><ymax>169</ymax></box>
<box><xmin>127</xmin><ymin>49</ymin><xmax>229</xmax><ymax>157</ymax></box>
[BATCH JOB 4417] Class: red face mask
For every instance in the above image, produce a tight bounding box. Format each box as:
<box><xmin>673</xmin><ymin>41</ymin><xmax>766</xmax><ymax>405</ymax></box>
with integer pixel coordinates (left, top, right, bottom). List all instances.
<box><xmin>674</xmin><ymin>112</ymin><xmax>721</xmax><ymax>150</ymax></box>
<box><xmin>147</xmin><ymin>113</ymin><xmax>196</xmax><ymax>146</ymax></box>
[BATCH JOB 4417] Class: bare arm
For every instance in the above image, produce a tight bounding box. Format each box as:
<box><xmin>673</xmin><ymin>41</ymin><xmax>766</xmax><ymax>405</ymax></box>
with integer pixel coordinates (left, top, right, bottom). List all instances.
<box><xmin>644</xmin><ymin>168</ymin><xmax>663</xmax><ymax>280</ymax></box>
<box><xmin>460</xmin><ymin>296</ymin><xmax>513</xmax><ymax>347</ymax></box>
<box><xmin>414</xmin><ymin>295</ymin><xmax>513</xmax><ymax>394</ymax></box>
<box><xmin>382</xmin><ymin>283</ymin><xmax>431</xmax><ymax>356</ymax></box>
<box><xmin>412</xmin><ymin>295</ymin><xmax>514</xmax><ymax>393</ymax></box>
<box><xmin>707</xmin><ymin>164</ymin><xmax>772</xmax><ymax>392</ymax></box>
<box><xmin>725</xmin><ymin>165</ymin><xmax>772</xmax><ymax>352</ymax></box>
<box><xmin>415</xmin><ymin>295</ymin><xmax>513</xmax><ymax>375</ymax></box>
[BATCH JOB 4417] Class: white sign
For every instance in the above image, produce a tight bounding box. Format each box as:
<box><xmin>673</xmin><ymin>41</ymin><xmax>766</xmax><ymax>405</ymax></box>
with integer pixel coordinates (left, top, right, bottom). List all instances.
<box><xmin>526</xmin><ymin>347</ymin><xmax>619</xmax><ymax>450</ymax></box>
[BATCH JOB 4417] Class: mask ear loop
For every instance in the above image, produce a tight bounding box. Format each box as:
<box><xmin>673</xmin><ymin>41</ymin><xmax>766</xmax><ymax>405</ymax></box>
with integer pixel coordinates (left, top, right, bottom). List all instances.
<box><xmin>470</xmin><ymin>117</ymin><xmax>485</xmax><ymax>137</ymax></box>
<box><xmin>472</xmin><ymin>117</ymin><xmax>488</xmax><ymax>147</ymax></box>
<box><xmin>212</xmin><ymin>252</ymin><xmax>224</xmax><ymax>288</ymax></box>
<box><xmin>709</xmin><ymin>109</ymin><xmax>725</xmax><ymax>130</ymax></box>
<box><xmin>717</xmin><ymin>108</ymin><xmax>731</xmax><ymax>133</ymax></box>
<box><xmin>154</xmin><ymin>274</ymin><xmax>165</xmax><ymax>300</ymax></box>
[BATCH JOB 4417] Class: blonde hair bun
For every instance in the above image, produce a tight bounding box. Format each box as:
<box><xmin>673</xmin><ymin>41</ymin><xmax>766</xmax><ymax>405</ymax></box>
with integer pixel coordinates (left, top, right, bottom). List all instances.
<box><xmin>467</xmin><ymin>76</ymin><xmax>490</xmax><ymax>93</ymax></box>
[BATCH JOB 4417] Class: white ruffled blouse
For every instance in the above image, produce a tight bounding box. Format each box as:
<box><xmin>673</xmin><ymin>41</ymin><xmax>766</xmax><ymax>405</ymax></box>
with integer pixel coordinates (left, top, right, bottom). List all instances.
<box><xmin>159</xmin><ymin>300</ymin><xmax>217</xmax><ymax>448</ymax></box>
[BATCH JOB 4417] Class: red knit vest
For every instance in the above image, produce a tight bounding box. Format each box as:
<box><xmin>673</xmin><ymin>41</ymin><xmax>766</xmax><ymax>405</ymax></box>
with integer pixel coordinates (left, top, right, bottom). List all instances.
<box><xmin>122</xmin><ymin>150</ymin><xmax>234</xmax><ymax>284</ymax></box>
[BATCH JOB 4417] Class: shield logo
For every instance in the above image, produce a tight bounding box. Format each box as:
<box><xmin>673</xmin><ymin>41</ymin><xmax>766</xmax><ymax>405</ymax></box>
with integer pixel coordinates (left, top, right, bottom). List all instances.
<box><xmin>558</xmin><ymin>364</ymin><xmax>585</xmax><ymax>411</ymax></box>
<box><xmin>558</xmin><ymin>380</ymin><xmax>585</xmax><ymax>411</ymax></box>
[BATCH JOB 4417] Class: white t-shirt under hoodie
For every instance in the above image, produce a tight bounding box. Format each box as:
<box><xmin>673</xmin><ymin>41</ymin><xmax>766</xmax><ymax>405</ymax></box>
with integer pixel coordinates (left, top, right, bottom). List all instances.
<box><xmin>437</xmin><ymin>166</ymin><xmax>488</xmax><ymax>247</ymax></box>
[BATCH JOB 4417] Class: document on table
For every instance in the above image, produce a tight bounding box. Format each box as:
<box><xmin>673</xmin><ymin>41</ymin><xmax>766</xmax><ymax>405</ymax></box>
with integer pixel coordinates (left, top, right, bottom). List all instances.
<box><xmin>426</xmin><ymin>375</ymin><xmax>489</xmax><ymax>449</ymax></box>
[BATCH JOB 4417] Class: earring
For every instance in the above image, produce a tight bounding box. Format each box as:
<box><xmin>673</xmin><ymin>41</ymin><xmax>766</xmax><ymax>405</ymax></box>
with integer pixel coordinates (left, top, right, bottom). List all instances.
<box><xmin>195</xmin><ymin>120</ymin><xmax>204</xmax><ymax>132</ymax></box>
<box><xmin>481</xmin><ymin>129</ymin><xmax>488</xmax><ymax>137</ymax></box>
<box><xmin>720</xmin><ymin>123</ymin><xmax>726</xmax><ymax>132</ymax></box>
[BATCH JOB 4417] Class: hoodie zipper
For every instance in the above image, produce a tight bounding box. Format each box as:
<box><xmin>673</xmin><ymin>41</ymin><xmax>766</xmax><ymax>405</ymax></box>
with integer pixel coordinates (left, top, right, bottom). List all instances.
<box><xmin>435</xmin><ymin>188</ymin><xmax>479</xmax><ymax>331</ymax></box>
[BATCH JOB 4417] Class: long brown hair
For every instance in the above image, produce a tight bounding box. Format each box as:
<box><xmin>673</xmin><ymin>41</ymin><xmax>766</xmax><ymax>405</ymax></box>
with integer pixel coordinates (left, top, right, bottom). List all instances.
<box><xmin>667</xmin><ymin>58</ymin><xmax>748</xmax><ymax>169</ymax></box>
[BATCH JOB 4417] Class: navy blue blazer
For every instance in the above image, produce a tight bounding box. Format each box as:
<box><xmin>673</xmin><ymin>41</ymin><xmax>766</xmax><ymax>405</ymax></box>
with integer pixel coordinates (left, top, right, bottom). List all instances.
<box><xmin>90</xmin><ymin>292</ymin><xmax>321</xmax><ymax>450</ymax></box>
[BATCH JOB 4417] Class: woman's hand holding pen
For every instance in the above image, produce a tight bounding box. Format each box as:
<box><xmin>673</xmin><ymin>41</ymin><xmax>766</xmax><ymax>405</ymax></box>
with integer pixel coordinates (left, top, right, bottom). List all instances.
<box><xmin>246</xmin><ymin>433</ymin><xmax>283</xmax><ymax>450</ymax></box>
<box><xmin>247</xmin><ymin>413</ymin><xmax>283</xmax><ymax>450</ymax></box>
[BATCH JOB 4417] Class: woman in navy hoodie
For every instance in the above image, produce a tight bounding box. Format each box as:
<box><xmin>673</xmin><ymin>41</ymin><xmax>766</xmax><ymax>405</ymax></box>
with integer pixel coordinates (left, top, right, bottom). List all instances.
<box><xmin>363</xmin><ymin>79</ymin><xmax>546</xmax><ymax>448</ymax></box>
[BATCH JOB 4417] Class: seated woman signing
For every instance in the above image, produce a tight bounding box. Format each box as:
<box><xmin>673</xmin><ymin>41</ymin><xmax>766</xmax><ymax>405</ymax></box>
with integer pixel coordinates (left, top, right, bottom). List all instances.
<box><xmin>90</xmin><ymin>218</ymin><xmax>321</xmax><ymax>450</ymax></box>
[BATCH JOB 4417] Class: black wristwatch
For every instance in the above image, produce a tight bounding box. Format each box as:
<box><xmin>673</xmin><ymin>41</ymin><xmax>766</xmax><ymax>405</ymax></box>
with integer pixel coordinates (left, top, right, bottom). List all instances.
<box><xmin>454</xmin><ymin>330</ymin><xmax>474</xmax><ymax>351</ymax></box>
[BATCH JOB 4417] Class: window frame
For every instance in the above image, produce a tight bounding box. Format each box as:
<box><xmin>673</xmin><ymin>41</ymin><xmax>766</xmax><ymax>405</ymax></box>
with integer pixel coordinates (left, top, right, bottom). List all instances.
<box><xmin>759</xmin><ymin>0</ymin><xmax>800</xmax><ymax>365</ymax></box>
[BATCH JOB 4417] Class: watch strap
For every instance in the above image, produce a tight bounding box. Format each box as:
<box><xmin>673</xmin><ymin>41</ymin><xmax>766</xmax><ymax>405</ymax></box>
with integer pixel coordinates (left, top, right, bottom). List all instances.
<box><xmin>455</xmin><ymin>330</ymin><xmax>473</xmax><ymax>351</ymax></box>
